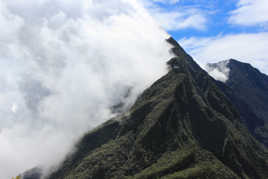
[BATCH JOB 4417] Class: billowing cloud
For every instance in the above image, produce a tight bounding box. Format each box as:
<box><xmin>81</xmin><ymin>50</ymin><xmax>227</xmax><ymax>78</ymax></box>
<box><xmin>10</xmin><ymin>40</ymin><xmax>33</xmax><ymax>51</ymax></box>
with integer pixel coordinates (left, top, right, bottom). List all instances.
<box><xmin>0</xmin><ymin>0</ymin><xmax>173</xmax><ymax>178</ymax></box>
<box><xmin>179</xmin><ymin>33</ymin><xmax>268</xmax><ymax>74</ymax></box>
<box><xmin>229</xmin><ymin>0</ymin><xmax>268</xmax><ymax>26</ymax></box>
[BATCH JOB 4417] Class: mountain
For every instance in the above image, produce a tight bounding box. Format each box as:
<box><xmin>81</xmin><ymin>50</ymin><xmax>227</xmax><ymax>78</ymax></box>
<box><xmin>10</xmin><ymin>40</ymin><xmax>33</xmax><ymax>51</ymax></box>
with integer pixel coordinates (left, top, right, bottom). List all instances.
<box><xmin>22</xmin><ymin>168</ymin><xmax>42</xmax><ymax>179</ymax></box>
<box><xmin>45</xmin><ymin>38</ymin><xmax>268</xmax><ymax>179</ymax></box>
<box><xmin>207</xmin><ymin>59</ymin><xmax>268</xmax><ymax>146</ymax></box>
<box><xmin>46</xmin><ymin>39</ymin><xmax>268</xmax><ymax>179</ymax></box>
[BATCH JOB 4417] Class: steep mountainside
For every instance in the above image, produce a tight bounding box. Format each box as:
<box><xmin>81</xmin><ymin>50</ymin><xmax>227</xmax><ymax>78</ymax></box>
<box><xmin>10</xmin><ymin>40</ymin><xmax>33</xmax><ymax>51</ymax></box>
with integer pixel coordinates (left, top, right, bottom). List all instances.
<box><xmin>47</xmin><ymin>38</ymin><xmax>268</xmax><ymax>179</ymax></box>
<box><xmin>208</xmin><ymin>60</ymin><xmax>268</xmax><ymax>146</ymax></box>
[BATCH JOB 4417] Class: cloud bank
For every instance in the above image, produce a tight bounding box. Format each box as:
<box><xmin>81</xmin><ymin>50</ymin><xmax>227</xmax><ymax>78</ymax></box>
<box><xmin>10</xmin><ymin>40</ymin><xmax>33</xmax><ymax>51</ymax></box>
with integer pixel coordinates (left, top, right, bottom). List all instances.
<box><xmin>0</xmin><ymin>0</ymin><xmax>173</xmax><ymax>178</ymax></box>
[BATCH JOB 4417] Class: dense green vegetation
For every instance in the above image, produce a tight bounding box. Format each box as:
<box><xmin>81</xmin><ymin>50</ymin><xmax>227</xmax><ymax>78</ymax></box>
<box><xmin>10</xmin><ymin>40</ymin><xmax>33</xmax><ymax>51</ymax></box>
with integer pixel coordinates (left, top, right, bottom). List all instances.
<box><xmin>47</xmin><ymin>38</ymin><xmax>268</xmax><ymax>179</ymax></box>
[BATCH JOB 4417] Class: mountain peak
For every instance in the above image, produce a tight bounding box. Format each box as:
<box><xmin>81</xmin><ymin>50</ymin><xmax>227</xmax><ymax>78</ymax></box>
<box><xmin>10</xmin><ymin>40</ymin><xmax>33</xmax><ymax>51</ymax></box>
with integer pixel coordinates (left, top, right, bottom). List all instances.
<box><xmin>210</xmin><ymin>59</ymin><xmax>268</xmax><ymax>146</ymax></box>
<box><xmin>206</xmin><ymin>58</ymin><xmax>268</xmax><ymax>83</ymax></box>
<box><xmin>47</xmin><ymin>41</ymin><xmax>268</xmax><ymax>179</ymax></box>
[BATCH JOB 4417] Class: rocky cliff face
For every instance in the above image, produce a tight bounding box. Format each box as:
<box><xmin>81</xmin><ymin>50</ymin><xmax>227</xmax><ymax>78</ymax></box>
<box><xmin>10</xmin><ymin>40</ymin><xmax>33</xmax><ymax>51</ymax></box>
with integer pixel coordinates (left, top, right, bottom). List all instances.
<box><xmin>208</xmin><ymin>59</ymin><xmax>268</xmax><ymax>146</ymax></box>
<box><xmin>46</xmin><ymin>38</ymin><xmax>268</xmax><ymax>179</ymax></box>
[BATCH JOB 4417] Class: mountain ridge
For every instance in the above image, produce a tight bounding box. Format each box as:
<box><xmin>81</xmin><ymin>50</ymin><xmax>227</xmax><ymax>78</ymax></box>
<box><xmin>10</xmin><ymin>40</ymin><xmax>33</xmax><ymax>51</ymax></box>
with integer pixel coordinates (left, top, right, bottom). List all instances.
<box><xmin>208</xmin><ymin>59</ymin><xmax>268</xmax><ymax>146</ymax></box>
<box><xmin>45</xmin><ymin>38</ymin><xmax>268</xmax><ymax>179</ymax></box>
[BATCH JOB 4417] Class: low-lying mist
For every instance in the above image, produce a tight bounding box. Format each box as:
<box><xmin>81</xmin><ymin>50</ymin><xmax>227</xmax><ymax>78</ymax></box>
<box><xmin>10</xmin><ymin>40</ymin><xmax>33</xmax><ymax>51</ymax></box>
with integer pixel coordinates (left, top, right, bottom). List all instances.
<box><xmin>0</xmin><ymin>0</ymin><xmax>172</xmax><ymax>178</ymax></box>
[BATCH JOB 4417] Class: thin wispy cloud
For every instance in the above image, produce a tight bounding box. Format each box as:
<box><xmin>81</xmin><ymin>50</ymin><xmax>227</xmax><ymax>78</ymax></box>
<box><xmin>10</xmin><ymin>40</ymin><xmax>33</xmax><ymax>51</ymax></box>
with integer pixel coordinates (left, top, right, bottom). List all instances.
<box><xmin>147</xmin><ymin>0</ymin><xmax>268</xmax><ymax>75</ymax></box>
<box><xmin>152</xmin><ymin>9</ymin><xmax>207</xmax><ymax>31</ymax></box>
<box><xmin>141</xmin><ymin>0</ymin><xmax>207</xmax><ymax>31</ymax></box>
<box><xmin>229</xmin><ymin>0</ymin><xmax>268</xmax><ymax>26</ymax></box>
<box><xmin>152</xmin><ymin>0</ymin><xmax>179</xmax><ymax>5</ymax></box>
<box><xmin>179</xmin><ymin>33</ymin><xmax>268</xmax><ymax>74</ymax></box>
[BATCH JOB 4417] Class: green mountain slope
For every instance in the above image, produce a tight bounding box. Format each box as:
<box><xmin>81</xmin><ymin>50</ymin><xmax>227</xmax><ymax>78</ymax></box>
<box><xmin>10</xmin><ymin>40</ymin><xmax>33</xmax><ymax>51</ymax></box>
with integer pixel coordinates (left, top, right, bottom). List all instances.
<box><xmin>47</xmin><ymin>38</ymin><xmax>268</xmax><ymax>179</ymax></box>
<box><xmin>208</xmin><ymin>59</ymin><xmax>268</xmax><ymax>146</ymax></box>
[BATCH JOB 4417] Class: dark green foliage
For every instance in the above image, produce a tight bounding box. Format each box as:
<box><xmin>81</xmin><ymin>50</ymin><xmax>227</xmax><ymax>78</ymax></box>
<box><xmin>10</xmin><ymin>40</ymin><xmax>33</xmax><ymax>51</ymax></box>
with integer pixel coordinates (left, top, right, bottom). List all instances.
<box><xmin>210</xmin><ymin>59</ymin><xmax>268</xmax><ymax>146</ymax></box>
<box><xmin>47</xmin><ymin>38</ymin><xmax>268</xmax><ymax>179</ymax></box>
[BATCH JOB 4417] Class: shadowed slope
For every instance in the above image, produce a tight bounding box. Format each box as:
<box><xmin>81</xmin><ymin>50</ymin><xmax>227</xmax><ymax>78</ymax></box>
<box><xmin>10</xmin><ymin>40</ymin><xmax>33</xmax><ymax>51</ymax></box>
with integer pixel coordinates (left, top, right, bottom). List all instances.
<box><xmin>47</xmin><ymin>38</ymin><xmax>268</xmax><ymax>179</ymax></box>
<box><xmin>208</xmin><ymin>59</ymin><xmax>268</xmax><ymax>146</ymax></box>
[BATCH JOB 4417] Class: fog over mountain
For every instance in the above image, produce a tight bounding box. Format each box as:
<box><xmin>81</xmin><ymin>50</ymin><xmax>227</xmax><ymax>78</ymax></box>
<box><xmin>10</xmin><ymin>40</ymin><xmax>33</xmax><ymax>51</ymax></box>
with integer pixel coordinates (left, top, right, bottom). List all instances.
<box><xmin>46</xmin><ymin>38</ymin><xmax>268</xmax><ymax>179</ymax></box>
<box><xmin>0</xmin><ymin>0</ymin><xmax>173</xmax><ymax>178</ymax></box>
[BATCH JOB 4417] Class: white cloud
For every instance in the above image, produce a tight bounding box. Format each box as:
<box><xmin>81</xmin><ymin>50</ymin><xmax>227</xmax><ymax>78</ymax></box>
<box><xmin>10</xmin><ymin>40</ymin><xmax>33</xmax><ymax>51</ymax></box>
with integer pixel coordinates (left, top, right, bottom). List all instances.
<box><xmin>152</xmin><ymin>0</ymin><xmax>179</xmax><ymax>4</ymax></box>
<box><xmin>152</xmin><ymin>9</ymin><xmax>207</xmax><ymax>31</ymax></box>
<box><xmin>0</xmin><ymin>0</ymin><xmax>173</xmax><ymax>178</ymax></box>
<box><xmin>179</xmin><ymin>33</ymin><xmax>268</xmax><ymax>74</ymax></box>
<box><xmin>229</xmin><ymin>0</ymin><xmax>268</xmax><ymax>26</ymax></box>
<box><xmin>140</xmin><ymin>0</ymin><xmax>207</xmax><ymax>31</ymax></box>
<box><xmin>205</xmin><ymin>60</ymin><xmax>230</xmax><ymax>82</ymax></box>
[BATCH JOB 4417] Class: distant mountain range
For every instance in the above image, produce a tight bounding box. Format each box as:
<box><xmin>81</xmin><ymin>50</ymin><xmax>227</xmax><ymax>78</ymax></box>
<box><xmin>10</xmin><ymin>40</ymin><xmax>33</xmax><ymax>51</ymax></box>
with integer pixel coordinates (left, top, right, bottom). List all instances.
<box><xmin>22</xmin><ymin>38</ymin><xmax>268</xmax><ymax>179</ymax></box>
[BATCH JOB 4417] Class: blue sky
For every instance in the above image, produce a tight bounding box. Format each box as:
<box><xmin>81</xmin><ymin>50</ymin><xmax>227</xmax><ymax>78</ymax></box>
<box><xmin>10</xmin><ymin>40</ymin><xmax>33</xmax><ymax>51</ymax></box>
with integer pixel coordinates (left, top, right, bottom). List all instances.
<box><xmin>144</xmin><ymin>0</ymin><xmax>268</xmax><ymax>74</ymax></box>
<box><xmin>154</xmin><ymin>0</ymin><xmax>239</xmax><ymax>38</ymax></box>
<box><xmin>154</xmin><ymin>0</ymin><xmax>266</xmax><ymax>38</ymax></box>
